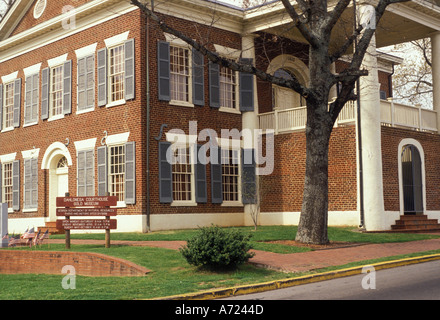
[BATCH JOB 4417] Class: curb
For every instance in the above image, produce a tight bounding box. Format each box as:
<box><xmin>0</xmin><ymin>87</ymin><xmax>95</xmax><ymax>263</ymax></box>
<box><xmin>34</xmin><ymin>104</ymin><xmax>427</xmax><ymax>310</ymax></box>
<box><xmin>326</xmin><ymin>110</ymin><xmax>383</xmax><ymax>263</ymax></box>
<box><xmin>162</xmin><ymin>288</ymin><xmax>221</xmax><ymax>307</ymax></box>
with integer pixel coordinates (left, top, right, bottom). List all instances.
<box><xmin>154</xmin><ymin>253</ymin><xmax>440</xmax><ymax>300</ymax></box>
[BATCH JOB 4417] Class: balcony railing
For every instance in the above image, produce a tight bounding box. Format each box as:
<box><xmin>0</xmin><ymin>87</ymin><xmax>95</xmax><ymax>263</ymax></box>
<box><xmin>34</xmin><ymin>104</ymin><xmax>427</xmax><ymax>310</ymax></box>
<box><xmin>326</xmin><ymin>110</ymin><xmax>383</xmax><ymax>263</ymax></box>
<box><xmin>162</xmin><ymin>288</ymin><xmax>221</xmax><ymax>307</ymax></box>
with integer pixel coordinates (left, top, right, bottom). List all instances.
<box><xmin>258</xmin><ymin>100</ymin><xmax>438</xmax><ymax>134</ymax></box>
<box><xmin>380</xmin><ymin>99</ymin><xmax>438</xmax><ymax>133</ymax></box>
<box><xmin>258</xmin><ymin>101</ymin><xmax>357</xmax><ymax>134</ymax></box>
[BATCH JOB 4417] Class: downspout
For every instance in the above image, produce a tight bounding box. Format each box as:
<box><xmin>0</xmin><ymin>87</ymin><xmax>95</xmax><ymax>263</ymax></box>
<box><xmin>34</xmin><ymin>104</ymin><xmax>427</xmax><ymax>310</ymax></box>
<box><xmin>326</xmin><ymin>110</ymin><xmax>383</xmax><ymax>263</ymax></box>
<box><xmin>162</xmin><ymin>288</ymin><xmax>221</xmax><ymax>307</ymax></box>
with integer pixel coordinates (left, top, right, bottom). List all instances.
<box><xmin>353</xmin><ymin>0</ymin><xmax>365</xmax><ymax>229</ymax></box>
<box><xmin>145</xmin><ymin>2</ymin><xmax>152</xmax><ymax>232</ymax></box>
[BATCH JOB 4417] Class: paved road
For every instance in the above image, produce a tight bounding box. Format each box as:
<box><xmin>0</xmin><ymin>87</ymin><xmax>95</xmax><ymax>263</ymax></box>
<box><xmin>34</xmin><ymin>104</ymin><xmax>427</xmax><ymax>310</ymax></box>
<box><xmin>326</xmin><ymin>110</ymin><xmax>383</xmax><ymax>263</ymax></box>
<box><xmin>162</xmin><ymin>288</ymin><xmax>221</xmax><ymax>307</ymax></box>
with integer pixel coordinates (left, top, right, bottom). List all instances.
<box><xmin>224</xmin><ymin>260</ymin><xmax>440</xmax><ymax>300</ymax></box>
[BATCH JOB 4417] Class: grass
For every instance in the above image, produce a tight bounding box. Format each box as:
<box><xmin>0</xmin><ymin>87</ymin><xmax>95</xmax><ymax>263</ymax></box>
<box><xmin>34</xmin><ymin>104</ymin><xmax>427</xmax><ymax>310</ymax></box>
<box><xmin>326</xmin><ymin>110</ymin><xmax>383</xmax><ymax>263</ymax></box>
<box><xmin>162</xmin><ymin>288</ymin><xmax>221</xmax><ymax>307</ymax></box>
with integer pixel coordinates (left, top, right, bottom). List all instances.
<box><xmin>1</xmin><ymin>226</ymin><xmax>439</xmax><ymax>300</ymax></box>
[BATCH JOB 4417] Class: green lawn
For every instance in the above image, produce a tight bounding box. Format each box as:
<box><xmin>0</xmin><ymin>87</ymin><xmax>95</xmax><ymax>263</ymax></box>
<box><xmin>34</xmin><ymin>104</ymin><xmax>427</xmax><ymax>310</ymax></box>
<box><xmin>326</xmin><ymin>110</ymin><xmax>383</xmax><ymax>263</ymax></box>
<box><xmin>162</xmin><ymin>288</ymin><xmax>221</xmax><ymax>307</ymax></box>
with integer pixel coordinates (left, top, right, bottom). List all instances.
<box><xmin>1</xmin><ymin>226</ymin><xmax>439</xmax><ymax>300</ymax></box>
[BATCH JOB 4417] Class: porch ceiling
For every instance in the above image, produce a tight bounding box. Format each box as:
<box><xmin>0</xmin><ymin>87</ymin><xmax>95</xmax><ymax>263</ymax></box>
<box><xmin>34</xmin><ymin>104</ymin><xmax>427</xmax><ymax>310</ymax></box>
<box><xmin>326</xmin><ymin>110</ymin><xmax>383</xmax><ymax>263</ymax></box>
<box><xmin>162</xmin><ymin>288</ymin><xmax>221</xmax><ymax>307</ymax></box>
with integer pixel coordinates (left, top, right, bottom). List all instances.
<box><xmin>244</xmin><ymin>1</ymin><xmax>440</xmax><ymax>50</ymax></box>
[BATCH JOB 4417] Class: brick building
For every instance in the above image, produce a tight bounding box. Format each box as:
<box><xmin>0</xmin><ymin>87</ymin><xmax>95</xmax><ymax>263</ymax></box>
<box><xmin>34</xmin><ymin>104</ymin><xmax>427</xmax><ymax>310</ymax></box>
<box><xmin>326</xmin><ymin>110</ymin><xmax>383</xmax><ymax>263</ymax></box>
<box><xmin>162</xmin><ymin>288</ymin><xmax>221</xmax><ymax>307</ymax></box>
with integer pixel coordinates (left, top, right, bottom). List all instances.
<box><xmin>1</xmin><ymin>0</ymin><xmax>440</xmax><ymax>233</ymax></box>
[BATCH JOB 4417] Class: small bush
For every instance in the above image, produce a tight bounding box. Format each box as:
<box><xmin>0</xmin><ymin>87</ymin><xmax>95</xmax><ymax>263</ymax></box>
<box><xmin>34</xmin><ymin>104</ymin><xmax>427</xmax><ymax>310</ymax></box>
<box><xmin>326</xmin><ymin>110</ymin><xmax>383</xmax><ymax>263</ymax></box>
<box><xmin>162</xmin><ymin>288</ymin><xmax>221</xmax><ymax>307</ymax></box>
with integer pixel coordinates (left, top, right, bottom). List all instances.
<box><xmin>180</xmin><ymin>225</ymin><xmax>255</xmax><ymax>270</ymax></box>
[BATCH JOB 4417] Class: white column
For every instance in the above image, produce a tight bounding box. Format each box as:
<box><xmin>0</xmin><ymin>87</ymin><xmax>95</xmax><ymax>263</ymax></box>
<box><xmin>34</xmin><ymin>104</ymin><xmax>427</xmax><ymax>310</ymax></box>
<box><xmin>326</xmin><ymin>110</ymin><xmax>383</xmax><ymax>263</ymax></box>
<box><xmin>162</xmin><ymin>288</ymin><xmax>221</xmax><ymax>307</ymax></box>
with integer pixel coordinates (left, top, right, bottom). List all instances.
<box><xmin>431</xmin><ymin>32</ymin><xmax>440</xmax><ymax>132</ymax></box>
<box><xmin>241</xmin><ymin>34</ymin><xmax>259</xmax><ymax>227</ymax></box>
<box><xmin>241</xmin><ymin>34</ymin><xmax>259</xmax><ymax>141</ymax></box>
<box><xmin>358</xmin><ymin>5</ymin><xmax>386</xmax><ymax>231</ymax></box>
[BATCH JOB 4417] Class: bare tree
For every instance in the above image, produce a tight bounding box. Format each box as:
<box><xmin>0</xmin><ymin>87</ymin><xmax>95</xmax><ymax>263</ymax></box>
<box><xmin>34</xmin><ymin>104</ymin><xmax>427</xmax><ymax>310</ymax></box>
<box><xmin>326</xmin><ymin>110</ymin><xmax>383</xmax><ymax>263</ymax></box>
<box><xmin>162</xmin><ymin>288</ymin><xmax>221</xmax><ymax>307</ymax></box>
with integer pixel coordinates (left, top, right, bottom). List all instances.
<box><xmin>0</xmin><ymin>0</ymin><xmax>15</xmax><ymax>22</ymax></box>
<box><xmin>392</xmin><ymin>38</ymin><xmax>432</xmax><ymax>107</ymax></box>
<box><xmin>131</xmin><ymin>0</ymin><xmax>410</xmax><ymax>244</ymax></box>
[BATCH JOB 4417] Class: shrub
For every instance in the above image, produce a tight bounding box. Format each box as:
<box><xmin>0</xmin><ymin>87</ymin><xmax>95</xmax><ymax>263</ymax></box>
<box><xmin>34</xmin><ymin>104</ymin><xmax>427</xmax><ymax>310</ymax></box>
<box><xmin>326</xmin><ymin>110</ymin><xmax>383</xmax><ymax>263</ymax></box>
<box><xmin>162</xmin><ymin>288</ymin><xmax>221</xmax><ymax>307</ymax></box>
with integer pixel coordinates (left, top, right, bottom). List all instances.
<box><xmin>180</xmin><ymin>225</ymin><xmax>255</xmax><ymax>270</ymax></box>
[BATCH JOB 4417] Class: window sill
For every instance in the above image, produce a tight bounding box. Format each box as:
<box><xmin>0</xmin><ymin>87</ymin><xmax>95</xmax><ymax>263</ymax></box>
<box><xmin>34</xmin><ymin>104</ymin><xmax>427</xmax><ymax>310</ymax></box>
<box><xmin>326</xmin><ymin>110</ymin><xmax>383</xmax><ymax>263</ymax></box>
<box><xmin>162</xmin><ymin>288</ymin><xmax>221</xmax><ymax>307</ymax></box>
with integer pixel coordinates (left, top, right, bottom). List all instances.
<box><xmin>23</xmin><ymin>208</ymin><xmax>38</xmax><ymax>213</ymax></box>
<box><xmin>219</xmin><ymin>107</ymin><xmax>241</xmax><ymax>114</ymax></box>
<box><xmin>171</xmin><ymin>201</ymin><xmax>197</xmax><ymax>207</ymax></box>
<box><xmin>48</xmin><ymin>114</ymin><xmax>64</xmax><ymax>122</ymax></box>
<box><xmin>106</xmin><ymin>99</ymin><xmax>126</xmax><ymax>108</ymax></box>
<box><xmin>23</xmin><ymin>121</ymin><xmax>38</xmax><ymax>128</ymax></box>
<box><xmin>76</xmin><ymin>107</ymin><xmax>95</xmax><ymax>115</ymax></box>
<box><xmin>1</xmin><ymin>127</ymin><xmax>14</xmax><ymax>133</ymax></box>
<box><xmin>221</xmin><ymin>201</ymin><xmax>243</xmax><ymax>207</ymax></box>
<box><xmin>169</xmin><ymin>100</ymin><xmax>194</xmax><ymax>108</ymax></box>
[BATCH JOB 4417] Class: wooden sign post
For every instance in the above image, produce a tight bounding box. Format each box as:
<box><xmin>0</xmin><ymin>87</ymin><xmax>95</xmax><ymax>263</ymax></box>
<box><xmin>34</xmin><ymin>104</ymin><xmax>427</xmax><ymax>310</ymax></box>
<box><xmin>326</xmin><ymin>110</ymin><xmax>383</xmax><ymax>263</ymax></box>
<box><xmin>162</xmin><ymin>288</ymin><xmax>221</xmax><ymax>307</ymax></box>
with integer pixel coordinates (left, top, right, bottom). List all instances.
<box><xmin>56</xmin><ymin>195</ymin><xmax>118</xmax><ymax>248</ymax></box>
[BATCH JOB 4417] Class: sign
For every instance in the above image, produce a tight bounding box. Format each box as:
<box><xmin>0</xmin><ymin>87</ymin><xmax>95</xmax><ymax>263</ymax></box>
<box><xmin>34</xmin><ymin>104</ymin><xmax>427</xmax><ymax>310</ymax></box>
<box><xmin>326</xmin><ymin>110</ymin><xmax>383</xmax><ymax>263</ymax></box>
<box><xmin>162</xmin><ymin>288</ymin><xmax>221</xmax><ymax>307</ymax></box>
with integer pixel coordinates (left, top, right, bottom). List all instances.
<box><xmin>56</xmin><ymin>196</ymin><xmax>118</xmax><ymax>208</ymax></box>
<box><xmin>56</xmin><ymin>219</ymin><xmax>117</xmax><ymax>230</ymax></box>
<box><xmin>56</xmin><ymin>195</ymin><xmax>118</xmax><ymax>248</ymax></box>
<box><xmin>56</xmin><ymin>208</ymin><xmax>117</xmax><ymax>216</ymax></box>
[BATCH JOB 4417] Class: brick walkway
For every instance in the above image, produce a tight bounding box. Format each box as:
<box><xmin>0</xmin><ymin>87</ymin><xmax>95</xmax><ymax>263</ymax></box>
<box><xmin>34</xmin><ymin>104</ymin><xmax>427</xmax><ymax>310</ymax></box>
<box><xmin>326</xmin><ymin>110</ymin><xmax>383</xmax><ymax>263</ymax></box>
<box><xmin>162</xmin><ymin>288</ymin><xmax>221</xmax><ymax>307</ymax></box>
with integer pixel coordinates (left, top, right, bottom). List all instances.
<box><xmin>47</xmin><ymin>238</ymin><xmax>440</xmax><ymax>273</ymax></box>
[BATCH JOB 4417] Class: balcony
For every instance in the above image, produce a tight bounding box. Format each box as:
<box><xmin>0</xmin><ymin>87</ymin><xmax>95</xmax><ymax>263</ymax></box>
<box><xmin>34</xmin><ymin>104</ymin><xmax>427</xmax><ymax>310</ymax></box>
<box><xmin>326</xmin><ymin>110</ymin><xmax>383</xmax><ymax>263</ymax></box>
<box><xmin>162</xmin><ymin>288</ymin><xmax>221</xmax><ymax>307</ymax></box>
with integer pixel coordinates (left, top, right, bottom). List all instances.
<box><xmin>258</xmin><ymin>100</ymin><xmax>438</xmax><ymax>134</ymax></box>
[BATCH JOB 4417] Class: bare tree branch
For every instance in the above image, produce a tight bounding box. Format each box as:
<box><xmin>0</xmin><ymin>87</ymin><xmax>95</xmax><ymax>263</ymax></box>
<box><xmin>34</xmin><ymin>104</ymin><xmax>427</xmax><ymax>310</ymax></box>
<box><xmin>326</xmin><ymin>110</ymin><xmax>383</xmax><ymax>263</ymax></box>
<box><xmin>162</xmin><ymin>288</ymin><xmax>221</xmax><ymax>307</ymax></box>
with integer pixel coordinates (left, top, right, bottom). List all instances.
<box><xmin>131</xmin><ymin>0</ymin><xmax>312</xmax><ymax>98</ymax></box>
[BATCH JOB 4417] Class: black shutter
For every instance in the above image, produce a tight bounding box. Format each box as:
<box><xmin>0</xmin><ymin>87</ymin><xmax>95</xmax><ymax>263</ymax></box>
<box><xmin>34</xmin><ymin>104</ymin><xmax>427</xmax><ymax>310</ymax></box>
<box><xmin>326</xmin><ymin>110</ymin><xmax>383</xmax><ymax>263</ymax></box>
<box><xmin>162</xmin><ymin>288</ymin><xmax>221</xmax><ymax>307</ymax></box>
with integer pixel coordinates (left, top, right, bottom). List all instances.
<box><xmin>159</xmin><ymin>141</ymin><xmax>172</xmax><ymax>203</ymax></box>
<box><xmin>12</xmin><ymin>160</ymin><xmax>20</xmax><ymax>211</ymax></box>
<box><xmin>125</xmin><ymin>141</ymin><xmax>136</xmax><ymax>204</ymax></box>
<box><xmin>13</xmin><ymin>78</ymin><xmax>21</xmax><ymax>128</ymax></box>
<box><xmin>239</xmin><ymin>58</ymin><xmax>254</xmax><ymax>112</ymax></box>
<box><xmin>242</xmin><ymin>149</ymin><xmax>257</xmax><ymax>204</ymax></box>
<box><xmin>97</xmin><ymin>48</ymin><xmax>107</xmax><ymax>107</ymax></box>
<box><xmin>41</xmin><ymin>68</ymin><xmax>49</xmax><ymax>120</ymax></box>
<box><xmin>209</xmin><ymin>62</ymin><xmax>220</xmax><ymax>108</ymax></box>
<box><xmin>124</xmin><ymin>39</ymin><xmax>135</xmax><ymax>100</ymax></box>
<box><xmin>158</xmin><ymin>41</ymin><xmax>170</xmax><ymax>101</ymax></box>
<box><xmin>195</xmin><ymin>144</ymin><xmax>207</xmax><ymax>203</ymax></box>
<box><xmin>192</xmin><ymin>48</ymin><xmax>205</xmax><ymax>106</ymax></box>
<box><xmin>63</xmin><ymin>60</ymin><xmax>72</xmax><ymax>115</ymax></box>
<box><xmin>211</xmin><ymin>146</ymin><xmax>223</xmax><ymax>204</ymax></box>
<box><xmin>97</xmin><ymin>146</ymin><xmax>108</xmax><ymax>196</ymax></box>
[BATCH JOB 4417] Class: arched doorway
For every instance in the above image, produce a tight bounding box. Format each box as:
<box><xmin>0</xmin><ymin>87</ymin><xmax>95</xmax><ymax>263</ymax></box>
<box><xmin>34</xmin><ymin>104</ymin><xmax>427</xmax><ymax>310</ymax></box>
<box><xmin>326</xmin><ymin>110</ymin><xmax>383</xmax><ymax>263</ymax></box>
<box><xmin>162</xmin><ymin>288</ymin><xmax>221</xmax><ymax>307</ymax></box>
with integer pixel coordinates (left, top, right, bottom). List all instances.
<box><xmin>41</xmin><ymin>142</ymin><xmax>72</xmax><ymax>221</ymax></box>
<box><xmin>401</xmin><ymin>144</ymin><xmax>424</xmax><ymax>215</ymax></box>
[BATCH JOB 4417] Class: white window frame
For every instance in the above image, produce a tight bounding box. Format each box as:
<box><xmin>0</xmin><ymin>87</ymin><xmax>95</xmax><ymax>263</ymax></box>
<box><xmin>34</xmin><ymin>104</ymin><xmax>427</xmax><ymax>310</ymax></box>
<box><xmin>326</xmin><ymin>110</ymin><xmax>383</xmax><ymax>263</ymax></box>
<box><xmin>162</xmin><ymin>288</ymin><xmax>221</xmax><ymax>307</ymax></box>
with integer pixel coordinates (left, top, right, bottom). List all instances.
<box><xmin>2</xmin><ymin>162</ymin><xmax>13</xmax><ymax>212</ymax></box>
<box><xmin>219</xmin><ymin>65</ymin><xmax>239</xmax><ymax>113</ymax></box>
<box><xmin>166</xmin><ymin>34</ymin><xmax>194</xmax><ymax>108</ymax></box>
<box><xmin>216</xmin><ymin>138</ymin><xmax>243</xmax><ymax>207</ymax></box>
<box><xmin>48</xmin><ymin>64</ymin><xmax>64</xmax><ymax>121</ymax></box>
<box><xmin>166</xmin><ymin>132</ymin><xmax>196</xmax><ymax>206</ymax></box>
<box><xmin>108</xmin><ymin>44</ymin><xmax>125</xmax><ymax>106</ymax></box>
<box><xmin>22</xmin><ymin>148</ymin><xmax>40</xmax><ymax>212</ymax></box>
<box><xmin>2</xmin><ymin>81</ymin><xmax>15</xmax><ymax>131</ymax></box>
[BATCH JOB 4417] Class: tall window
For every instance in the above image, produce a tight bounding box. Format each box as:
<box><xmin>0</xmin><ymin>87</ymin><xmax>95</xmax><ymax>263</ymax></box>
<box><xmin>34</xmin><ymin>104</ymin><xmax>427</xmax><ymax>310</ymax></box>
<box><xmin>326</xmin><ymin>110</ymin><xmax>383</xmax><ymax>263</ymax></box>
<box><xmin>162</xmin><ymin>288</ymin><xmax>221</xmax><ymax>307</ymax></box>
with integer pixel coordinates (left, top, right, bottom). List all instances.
<box><xmin>109</xmin><ymin>45</ymin><xmax>125</xmax><ymax>103</ymax></box>
<box><xmin>77</xmin><ymin>55</ymin><xmax>95</xmax><ymax>111</ymax></box>
<box><xmin>172</xmin><ymin>146</ymin><xmax>193</xmax><ymax>202</ymax></box>
<box><xmin>24</xmin><ymin>158</ymin><xmax>38</xmax><ymax>209</ymax></box>
<box><xmin>77</xmin><ymin>150</ymin><xmax>94</xmax><ymax>197</ymax></box>
<box><xmin>170</xmin><ymin>46</ymin><xmax>189</xmax><ymax>102</ymax></box>
<box><xmin>2</xmin><ymin>162</ymin><xmax>13</xmax><ymax>208</ymax></box>
<box><xmin>50</xmin><ymin>65</ymin><xmax>63</xmax><ymax>117</ymax></box>
<box><xmin>221</xmin><ymin>149</ymin><xmax>240</xmax><ymax>202</ymax></box>
<box><xmin>220</xmin><ymin>66</ymin><xmax>237</xmax><ymax>109</ymax></box>
<box><xmin>3</xmin><ymin>83</ymin><xmax>14</xmax><ymax>129</ymax></box>
<box><xmin>109</xmin><ymin>145</ymin><xmax>125</xmax><ymax>201</ymax></box>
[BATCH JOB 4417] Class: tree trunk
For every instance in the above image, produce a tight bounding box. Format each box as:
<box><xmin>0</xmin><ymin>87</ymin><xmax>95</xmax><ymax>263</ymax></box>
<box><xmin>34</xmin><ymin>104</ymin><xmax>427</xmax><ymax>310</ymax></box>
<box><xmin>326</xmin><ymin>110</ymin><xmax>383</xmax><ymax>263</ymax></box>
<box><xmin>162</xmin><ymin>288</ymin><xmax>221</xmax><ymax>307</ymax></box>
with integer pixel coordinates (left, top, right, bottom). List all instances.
<box><xmin>295</xmin><ymin>100</ymin><xmax>333</xmax><ymax>244</ymax></box>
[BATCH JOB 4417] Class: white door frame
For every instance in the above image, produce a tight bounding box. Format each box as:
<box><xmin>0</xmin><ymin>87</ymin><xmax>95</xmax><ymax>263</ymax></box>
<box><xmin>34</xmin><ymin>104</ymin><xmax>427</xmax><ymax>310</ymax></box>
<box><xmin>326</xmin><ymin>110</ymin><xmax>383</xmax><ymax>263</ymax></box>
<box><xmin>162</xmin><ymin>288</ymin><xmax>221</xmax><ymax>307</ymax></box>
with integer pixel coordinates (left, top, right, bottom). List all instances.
<box><xmin>41</xmin><ymin>142</ymin><xmax>72</xmax><ymax>221</ymax></box>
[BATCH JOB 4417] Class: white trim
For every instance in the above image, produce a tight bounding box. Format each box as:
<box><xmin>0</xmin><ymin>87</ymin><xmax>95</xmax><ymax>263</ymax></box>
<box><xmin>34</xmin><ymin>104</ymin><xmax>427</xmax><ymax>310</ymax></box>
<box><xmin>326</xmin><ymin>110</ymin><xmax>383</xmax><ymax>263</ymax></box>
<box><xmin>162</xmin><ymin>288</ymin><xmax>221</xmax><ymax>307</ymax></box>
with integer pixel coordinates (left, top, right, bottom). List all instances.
<box><xmin>23</xmin><ymin>63</ymin><xmax>42</xmax><ymax>77</ymax></box>
<box><xmin>0</xmin><ymin>152</ymin><xmax>16</xmax><ymax>163</ymax></box>
<box><xmin>105</xmin><ymin>132</ymin><xmax>130</xmax><ymax>146</ymax></box>
<box><xmin>47</xmin><ymin>53</ymin><xmax>68</xmax><ymax>68</ymax></box>
<box><xmin>104</xmin><ymin>31</ymin><xmax>129</xmax><ymax>47</ymax></box>
<box><xmin>21</xmin><ymin>148</ymin><xmax>40</xmax><ymax>160</ymax></box>
<box><xmin>74</xmin><ymin>138</ymin><xmax>97</xmax><ymax>152</ymax></box>
<box><xmin>41</xmin><ymin>142</ymin><xmax>72</xmax><ymax>169</ymax></box>
<box><xmin>74</xmin><ymin>43</ymin><xmax>98</xmax><ymax>59</ymax></box>
<box><xmin>33</xmin><ymin>0</ymin><xmax>47</xmax><ymax>19</ymax></box>
<box><xmin>397</xmin><ymin>138</ymin><xmax>427</xmax><ymax>215</ymax></box>
<box><xmin>1</xmin><ymin>71</ymin><xmax>18</xmax><ymax>83</ymax></box>
<box><xmin>266</xmin><ymin>54</ymin><xmax>310</xmax><ymax>86</ymax></box>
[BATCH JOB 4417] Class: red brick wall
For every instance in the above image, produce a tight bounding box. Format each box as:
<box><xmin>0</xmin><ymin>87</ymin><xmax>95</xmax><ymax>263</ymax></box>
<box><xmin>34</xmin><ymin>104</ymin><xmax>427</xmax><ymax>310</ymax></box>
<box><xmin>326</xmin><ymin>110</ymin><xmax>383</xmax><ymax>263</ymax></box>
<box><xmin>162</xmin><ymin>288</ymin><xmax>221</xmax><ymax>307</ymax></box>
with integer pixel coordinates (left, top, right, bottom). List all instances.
<box><xmin>0</xmin><ymin>11</ymin><xmax>147</xmax><ymax>218</ymax></box>
<box><xmin>0</xmin><ymin>250</ymin><xmax>149</xmax><ymax>276</ymax></box>
<box><xmin>381</xmin><ymin>126</ymin><xmax>440</xmax><ymax>212</ymax></box>
<box><xmin>147</xmin><ymin>14</ymin><xmax>245</xmax><ymax>215</ymax></box>
<box><xmin>260</xmin><ymin>125</ymin><xmax>358</xmax><ymax>212</ymax></box>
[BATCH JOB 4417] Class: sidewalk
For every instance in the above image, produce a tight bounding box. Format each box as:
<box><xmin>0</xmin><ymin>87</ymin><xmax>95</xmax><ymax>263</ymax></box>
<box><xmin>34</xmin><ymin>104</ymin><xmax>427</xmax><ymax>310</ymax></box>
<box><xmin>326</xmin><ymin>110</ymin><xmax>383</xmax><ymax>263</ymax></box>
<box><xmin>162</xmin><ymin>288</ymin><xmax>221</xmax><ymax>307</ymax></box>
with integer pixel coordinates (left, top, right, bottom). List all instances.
<box><xmin>48</xmin><ymin>237</ymin><xmax>440</xmax><ymax>273</ymax></box>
